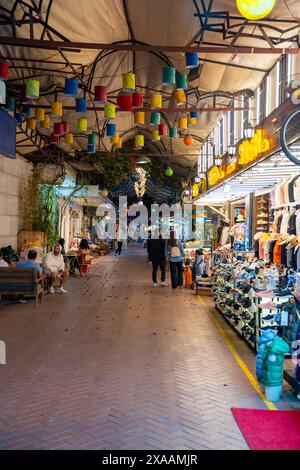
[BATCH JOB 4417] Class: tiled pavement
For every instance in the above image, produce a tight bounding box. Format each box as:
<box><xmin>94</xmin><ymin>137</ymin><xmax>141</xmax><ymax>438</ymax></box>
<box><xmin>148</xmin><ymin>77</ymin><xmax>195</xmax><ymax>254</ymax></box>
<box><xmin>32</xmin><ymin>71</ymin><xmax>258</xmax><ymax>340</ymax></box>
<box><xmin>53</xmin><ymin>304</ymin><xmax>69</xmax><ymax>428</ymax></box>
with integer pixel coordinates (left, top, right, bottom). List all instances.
<box><xmin>0</xmin><ymin>245</ymin><xmax>299</xmax><ymax>450</ymax></box>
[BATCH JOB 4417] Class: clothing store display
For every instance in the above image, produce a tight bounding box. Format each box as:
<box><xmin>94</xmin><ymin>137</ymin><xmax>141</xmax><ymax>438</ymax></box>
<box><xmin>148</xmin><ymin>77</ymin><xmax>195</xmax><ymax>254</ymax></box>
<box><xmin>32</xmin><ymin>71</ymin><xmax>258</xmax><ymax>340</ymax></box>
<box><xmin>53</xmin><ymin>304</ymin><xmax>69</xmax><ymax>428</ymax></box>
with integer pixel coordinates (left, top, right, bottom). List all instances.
<box><xmin>288</xmin><ymin>211</ymin><xmax>297</xmax><ymax>235</ymax></box>
<box><xmin>288</xmin><ymin>175</ymin><xmax>300</xmax><ymax>203</ymax></box>
<box><xmin>280</xmin><ymin>210</ymin><xmax>290</xmax><ymax>234</ymax></box>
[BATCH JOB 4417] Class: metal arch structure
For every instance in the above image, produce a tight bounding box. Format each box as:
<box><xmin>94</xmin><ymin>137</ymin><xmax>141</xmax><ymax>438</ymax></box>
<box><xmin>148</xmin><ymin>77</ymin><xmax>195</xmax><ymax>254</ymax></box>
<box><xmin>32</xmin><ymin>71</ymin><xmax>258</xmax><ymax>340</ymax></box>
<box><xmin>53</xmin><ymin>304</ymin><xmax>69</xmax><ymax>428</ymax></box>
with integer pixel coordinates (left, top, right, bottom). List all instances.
<box><xmin>192</xmin><ymin>0</ymin><xmax>300</xmax><ymax>49</ymax></box>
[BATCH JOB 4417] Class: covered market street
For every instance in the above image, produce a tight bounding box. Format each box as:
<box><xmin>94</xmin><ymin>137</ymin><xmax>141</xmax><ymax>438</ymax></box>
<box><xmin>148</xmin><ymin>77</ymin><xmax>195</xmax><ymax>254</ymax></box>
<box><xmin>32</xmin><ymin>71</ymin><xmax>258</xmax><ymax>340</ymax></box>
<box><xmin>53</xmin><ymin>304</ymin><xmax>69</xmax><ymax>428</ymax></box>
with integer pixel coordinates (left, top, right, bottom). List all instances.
<box><xmin>1</xmin><ymin>246</ymin><xmax>294</xmax><ymax>451</ymax></box>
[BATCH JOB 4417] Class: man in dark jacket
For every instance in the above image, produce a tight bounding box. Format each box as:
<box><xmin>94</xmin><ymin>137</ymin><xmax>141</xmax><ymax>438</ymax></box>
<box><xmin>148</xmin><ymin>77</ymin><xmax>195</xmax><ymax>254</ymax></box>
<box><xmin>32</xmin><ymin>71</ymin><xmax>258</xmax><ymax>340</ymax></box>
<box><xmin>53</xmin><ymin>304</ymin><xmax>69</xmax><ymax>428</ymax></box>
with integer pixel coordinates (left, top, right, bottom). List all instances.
<box><xmin>148</xmin><ymin>235</ymin><xmax>166</xmax><ymax>287</ymax></box>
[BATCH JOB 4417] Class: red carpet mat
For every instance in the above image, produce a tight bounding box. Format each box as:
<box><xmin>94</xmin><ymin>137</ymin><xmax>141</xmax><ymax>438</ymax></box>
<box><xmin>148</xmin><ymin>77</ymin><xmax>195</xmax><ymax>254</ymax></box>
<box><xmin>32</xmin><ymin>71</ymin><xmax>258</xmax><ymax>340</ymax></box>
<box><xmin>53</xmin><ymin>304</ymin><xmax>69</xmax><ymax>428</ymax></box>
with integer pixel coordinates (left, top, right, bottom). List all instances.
<box><xmin>231</xmin><ymin>408</ymin><xmax>300</xmax><ymax>450</ymax></box>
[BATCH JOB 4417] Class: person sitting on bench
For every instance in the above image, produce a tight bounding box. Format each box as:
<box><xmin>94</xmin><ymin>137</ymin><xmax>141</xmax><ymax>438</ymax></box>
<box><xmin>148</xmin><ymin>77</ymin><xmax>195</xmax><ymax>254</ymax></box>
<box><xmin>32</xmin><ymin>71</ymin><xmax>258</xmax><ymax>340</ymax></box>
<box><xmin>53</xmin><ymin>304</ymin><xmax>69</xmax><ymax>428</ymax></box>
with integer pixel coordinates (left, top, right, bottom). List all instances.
<box><xmin>44</xmin><ymin>244</ymin><xmax>68</xmax><ymax>294</ymax></box>
<box><xmin>16</xmin><ymin>249</ymin><xmax>42</xmax><ymax>278</ymax></box>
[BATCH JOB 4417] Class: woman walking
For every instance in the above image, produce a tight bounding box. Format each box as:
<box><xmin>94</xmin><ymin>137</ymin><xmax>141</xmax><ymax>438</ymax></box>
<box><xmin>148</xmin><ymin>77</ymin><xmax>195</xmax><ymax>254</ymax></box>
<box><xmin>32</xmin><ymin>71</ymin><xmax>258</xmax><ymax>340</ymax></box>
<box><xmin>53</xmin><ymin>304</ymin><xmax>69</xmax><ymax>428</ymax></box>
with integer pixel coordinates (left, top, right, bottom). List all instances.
<box><xmin>166</xmin><ymin>231</ymin><xmax>185</xmax><ymax>290</ymax></box>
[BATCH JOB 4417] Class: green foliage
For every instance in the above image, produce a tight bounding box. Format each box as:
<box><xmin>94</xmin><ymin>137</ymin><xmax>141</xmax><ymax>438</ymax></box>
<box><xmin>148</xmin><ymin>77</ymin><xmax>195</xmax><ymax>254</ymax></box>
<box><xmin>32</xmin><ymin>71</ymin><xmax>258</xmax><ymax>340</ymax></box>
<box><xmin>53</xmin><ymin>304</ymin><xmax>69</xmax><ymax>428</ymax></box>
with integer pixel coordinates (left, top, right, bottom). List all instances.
<box><xmin>32</xmin><ymin>184</ymin><xmax>58</xmax><ymax>248</ymax></box>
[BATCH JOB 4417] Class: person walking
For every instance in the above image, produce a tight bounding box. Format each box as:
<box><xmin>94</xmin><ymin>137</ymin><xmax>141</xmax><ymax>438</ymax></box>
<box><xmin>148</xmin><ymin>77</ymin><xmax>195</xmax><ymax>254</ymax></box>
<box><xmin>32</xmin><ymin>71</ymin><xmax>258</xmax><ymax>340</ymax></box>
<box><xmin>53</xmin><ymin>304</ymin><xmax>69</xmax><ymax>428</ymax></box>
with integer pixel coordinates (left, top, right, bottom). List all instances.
<box><xmin>148</xmin><ymin>233</ymin><xmax>166</xmax><ymax>287</ymax></box>
<box><xmin>166</xmin><ymin>231</ymin><xmax>185</xmax><ymax>290</ymax></box>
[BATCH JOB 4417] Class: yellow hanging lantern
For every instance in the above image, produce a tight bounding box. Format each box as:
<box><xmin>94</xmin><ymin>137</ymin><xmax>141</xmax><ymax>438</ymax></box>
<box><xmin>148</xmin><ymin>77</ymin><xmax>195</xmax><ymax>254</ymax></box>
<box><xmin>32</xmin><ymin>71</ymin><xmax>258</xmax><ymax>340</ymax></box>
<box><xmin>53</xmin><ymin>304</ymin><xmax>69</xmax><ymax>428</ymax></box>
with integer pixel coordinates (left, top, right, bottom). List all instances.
<box><xmin>111</xmin><ymin>133</ymin><xmax>120</xmax><ymax>145</ymax></box>
<box><xmin>175</xmin><ymin>89</ymin><xmax>186</xmax><ymax>105</ymax></box>
<box><xmin>51</xmin><ymin>101</ymin><xmax>63</xmax><ymax>117</ymax></box>
<box><xmin>25</xmin><ymin>79</ymin><xmax>39</xmax><ymax>99</ymax></box>
<box><xmin>28</xmin><ymin>117</ymin><xmax>36</xmax><ymax>130</ymax></box>
<box><xmin>152</xmin><ymin>129</ymin><xmax>160</xmax><ymax>141</ymax></box>
<box><xmin>77</xmin><ymin>117</ymin><xmax>87</xmax><ymax>132</ymax></box>
<box><xmin>114</xmin><ymin>137</ymin><xmax>123</xmax><ymax>149</ymax></box>
<box><xmin>151</xmin><ymin>93</ymin><xmax>162</xmax><ymax>109</ymax></box>
<box><xmin>35</xmin><ymin>107</ymin><xmax>45</xmax><ymax>121</ymax></box>
<box><xmin>65</xmin><ymin>132</ymin><xmax>74</xmax><ymax>145</ymax></box>
<box><xmin>135</xmin><ymin>134</ymin><xmax>144</xmax><ymax>148</ymax></box>
<box><xmin>236</xmin><ymin>0</ymin><xmax>276</xmax><ymax>21</ymax></box>
<box><xmin>104</xmin><ymin>103</ymin><xmax>116</xmax><ymax>119</ymax></box>
<box><xmin>123</xmin><ymin>72</ymin><xmax>135</xmax><ymax>92</ymax></box>
<box><xmin>188</xmin><ymin>117</ymin><xmax>197</xmax><ymax>126</ymax></box>
<box><xmin>178</xmin><ymin>117</ymin><xmax>187</xmax><ymax>129</ymax></box>
<box><xmin>134</xmin><ymin>111</ymin><xmax>145</xmax><ymax>125</ymax></box>
<box><xmin>41</xmin><ymin>115</ymin><xmax>50</xmax><ymax>129</ymax></box>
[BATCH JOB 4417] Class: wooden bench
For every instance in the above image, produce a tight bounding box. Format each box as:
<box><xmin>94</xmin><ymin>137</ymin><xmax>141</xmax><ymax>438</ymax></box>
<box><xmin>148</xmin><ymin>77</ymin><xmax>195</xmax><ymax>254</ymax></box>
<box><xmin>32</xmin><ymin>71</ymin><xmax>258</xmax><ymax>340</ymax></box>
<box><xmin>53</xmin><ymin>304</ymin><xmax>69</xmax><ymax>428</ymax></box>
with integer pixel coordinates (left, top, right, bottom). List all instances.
<box><xmin>0</xmin><ymin>268</ymin><xmax>46</xmax><ymax>305</ymax></box>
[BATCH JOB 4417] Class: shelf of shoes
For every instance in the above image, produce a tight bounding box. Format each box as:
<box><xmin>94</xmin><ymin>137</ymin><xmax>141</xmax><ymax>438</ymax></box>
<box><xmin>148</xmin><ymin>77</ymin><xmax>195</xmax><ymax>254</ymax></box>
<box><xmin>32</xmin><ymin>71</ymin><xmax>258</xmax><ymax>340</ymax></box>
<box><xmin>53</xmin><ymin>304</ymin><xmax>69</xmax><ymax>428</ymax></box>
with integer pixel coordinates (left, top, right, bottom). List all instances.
<box><xmin>255</xmin><ymin>194</ymin><xmax>270</xmax><ymax>233</ymax></box>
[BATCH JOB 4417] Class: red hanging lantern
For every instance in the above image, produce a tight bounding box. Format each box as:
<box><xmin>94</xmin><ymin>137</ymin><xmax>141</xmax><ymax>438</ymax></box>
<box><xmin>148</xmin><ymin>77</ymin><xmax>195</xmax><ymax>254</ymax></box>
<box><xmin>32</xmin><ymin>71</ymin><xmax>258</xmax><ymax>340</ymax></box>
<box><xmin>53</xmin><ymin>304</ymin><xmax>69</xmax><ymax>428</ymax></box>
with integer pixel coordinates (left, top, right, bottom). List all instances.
<box><xmin>95</xmin><ymin>85</ymin><xmax>107</xmax><ymax>104</ymax></box>
<box><xmin>54</xmin><ymin>122</ymin><xmax>64</xmax><ymax>135</ymax></box>
<box><xmin>61</xmin><ymin>121</ymin><xmax>69</xmax><ymax>133</ymax></box>
<box><xmin>117</xmin><ymin>93</ymin><xmax>133</xmax><ymax>111</ymax></box>
<box><xmin>51</xmin><ymin>133</ymin><xmax>60</xmax><ymax>143</ymax></box>
<box><xmin>0</xmin><ymin>62</ymin><xmax>8</xmax><ymax>80</ymax></box>
<box><xmin>132</xmin><ymin>91</ymin><xmax>143</xmax><ymax>108</ymax></box>
<box><xmin>184</xmin><ymin>135</ymin><xmax>193</xmax><ymax>145</ymax></box>
<box><xmin>158</xmin><ymin>124</ymin><xmax>167</xmax><ymax>136</ymax></box>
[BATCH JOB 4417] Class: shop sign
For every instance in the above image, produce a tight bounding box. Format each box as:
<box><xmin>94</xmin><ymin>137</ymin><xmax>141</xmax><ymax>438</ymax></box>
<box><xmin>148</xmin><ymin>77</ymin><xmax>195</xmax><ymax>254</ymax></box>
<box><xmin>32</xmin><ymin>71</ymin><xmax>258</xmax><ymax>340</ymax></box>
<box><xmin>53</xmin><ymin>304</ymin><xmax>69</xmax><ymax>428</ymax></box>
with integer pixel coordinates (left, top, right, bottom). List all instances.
<box><xmin>238</xmin><ymin>129</ymin><xmax>270</xmax><ymax>165</ymax></box>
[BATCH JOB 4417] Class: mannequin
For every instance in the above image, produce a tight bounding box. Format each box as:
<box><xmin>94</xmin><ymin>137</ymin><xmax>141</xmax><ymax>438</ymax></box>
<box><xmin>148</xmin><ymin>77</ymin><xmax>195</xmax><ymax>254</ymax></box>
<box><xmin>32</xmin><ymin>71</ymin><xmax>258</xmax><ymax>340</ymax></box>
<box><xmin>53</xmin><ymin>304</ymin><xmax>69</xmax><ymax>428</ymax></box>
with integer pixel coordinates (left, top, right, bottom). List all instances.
<box><xmin>230</xmin><ymin>214</ymin><xmax>246</xmax><ymax>251</ymax></box>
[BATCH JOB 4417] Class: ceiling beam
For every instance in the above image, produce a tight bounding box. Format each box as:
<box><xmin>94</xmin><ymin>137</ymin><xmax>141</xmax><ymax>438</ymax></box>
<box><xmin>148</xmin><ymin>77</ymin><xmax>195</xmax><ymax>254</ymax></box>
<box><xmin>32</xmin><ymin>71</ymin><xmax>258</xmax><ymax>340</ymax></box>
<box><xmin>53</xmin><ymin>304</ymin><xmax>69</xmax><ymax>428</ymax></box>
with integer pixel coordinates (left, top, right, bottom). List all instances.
<box><xmin>17</xmin><ymin>104</ymin><xmax>250</xmax><ymax>112</ymax></box>
<box><xmin>0</xmin><ymin>36</ymin><xmax>297</xmax><ymax>54</ymax></box>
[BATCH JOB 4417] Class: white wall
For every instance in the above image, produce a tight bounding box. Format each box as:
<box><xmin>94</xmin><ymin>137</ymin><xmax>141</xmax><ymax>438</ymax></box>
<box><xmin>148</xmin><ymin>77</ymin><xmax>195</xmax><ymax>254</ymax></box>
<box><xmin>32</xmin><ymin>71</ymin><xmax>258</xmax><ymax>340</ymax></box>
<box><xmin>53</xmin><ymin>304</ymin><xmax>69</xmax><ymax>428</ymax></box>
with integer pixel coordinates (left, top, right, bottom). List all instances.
<box><xmin>0</xmin><ymin>153</ymin><xmax>33</xmax><ymax>249</ymax></box>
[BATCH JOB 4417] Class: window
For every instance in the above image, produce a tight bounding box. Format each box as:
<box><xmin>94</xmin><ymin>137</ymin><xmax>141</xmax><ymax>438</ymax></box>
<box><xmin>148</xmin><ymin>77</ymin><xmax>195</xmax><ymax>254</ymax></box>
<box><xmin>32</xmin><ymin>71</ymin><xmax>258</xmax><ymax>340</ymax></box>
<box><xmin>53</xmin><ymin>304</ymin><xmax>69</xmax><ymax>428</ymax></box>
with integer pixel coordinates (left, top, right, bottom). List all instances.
<box><xmin>228</xmin><ymin>102</ymin><xmax>235</xmax><ymax>145</ymax></box>
<box><xmin>276</xmin><ymin>55</ymin><xmax>289</xmax><ymax>105</ymax></box>
<box><xmin>242</xmin><ymin>95</ymin><xmax>251</xmax><ymax>138</ymax></box>
<box><xmin>258</xmin><ymin>76</ymin><xmax>267</xmax><ymax>122</ymax></box>
<box><xmin>219</xmin><ymin>118</ymin><xmax>224</xmax><ymax>154</ymax></box>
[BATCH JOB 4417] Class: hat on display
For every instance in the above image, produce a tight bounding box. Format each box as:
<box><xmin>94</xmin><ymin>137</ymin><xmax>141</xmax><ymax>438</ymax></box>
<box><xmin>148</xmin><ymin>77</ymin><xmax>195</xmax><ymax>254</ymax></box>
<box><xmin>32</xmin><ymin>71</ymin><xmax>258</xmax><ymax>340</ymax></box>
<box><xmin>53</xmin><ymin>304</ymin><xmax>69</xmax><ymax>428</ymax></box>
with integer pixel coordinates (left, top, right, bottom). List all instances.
<box><xmin>236</xmin><ymin>214</ymin><xmax>245</xmax><ymax>222</ymax></box>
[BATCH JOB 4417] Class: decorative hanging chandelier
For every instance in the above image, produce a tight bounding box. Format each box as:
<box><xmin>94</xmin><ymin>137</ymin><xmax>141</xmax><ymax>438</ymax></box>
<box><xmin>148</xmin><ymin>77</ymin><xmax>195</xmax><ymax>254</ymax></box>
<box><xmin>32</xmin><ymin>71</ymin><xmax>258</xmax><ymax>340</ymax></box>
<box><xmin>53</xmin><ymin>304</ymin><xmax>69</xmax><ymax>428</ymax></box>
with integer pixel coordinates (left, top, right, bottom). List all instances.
<box><xmin>134</xmin><ymin>167</ymin><xmax>147</xmax><ymax>198</ymax></box>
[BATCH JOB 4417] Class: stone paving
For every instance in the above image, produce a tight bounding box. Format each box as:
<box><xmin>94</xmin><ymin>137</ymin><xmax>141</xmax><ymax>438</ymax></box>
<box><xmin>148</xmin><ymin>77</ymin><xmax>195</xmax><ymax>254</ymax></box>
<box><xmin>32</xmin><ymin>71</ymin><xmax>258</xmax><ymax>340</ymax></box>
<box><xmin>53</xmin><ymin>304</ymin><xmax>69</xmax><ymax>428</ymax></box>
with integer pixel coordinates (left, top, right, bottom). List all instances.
<box><xmin>0</xmin><ymin>246</ymin><xmax>298</xmax><ymax>449</ymax></box>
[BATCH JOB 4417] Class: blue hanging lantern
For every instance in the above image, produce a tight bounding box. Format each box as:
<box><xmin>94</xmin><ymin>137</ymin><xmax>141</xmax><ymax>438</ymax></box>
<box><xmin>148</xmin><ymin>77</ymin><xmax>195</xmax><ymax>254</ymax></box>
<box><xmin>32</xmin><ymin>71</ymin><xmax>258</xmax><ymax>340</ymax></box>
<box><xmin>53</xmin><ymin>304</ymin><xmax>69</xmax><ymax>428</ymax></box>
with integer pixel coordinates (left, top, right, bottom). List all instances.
<box><xmin>15</xmin><ymin>112</ymin><xmax>23</xmax><ymax>124</ymax></box>
<box><xmin>23</xmin><ymin>106</ymin><xmax>32</xmax><ymax>117</ymax></box>
<box><xmin>76</xmin><ymin>98</ymin><xmax>87</xmax><ymax>113</ymax></box>
<box><xmin>106</xmin><ymin>123</ymin><xmax>116</xmax><ymax>136</ymax></box>
<box><xmin>185</xmin><ymin>52</ymin><xmax>199</xmax><ymax>69</ymax></box>
<box><xmin>64</xmin><ymin>78</ymin><xmax>78</xmax><ymax>97</ymax></box>
<box><xmin>190</xmin><ymin>111</ymin><xmax>199</xmax><ymax>119</ymax></box>
<box><xmin>87</xmin><ymin>144</ymin><xmax>96</xmax><ymax>153</ymax></box>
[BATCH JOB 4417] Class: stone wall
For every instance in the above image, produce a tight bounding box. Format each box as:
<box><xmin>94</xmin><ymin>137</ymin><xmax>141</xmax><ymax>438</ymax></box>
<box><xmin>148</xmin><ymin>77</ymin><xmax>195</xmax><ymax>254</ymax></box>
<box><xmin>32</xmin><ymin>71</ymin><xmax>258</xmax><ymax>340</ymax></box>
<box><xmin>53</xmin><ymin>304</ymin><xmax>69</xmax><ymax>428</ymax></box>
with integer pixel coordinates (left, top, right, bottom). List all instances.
<box><xmin>0</xmin><ymin>153</ymin><xmax>32</xmax><ymax>249</ymax></box>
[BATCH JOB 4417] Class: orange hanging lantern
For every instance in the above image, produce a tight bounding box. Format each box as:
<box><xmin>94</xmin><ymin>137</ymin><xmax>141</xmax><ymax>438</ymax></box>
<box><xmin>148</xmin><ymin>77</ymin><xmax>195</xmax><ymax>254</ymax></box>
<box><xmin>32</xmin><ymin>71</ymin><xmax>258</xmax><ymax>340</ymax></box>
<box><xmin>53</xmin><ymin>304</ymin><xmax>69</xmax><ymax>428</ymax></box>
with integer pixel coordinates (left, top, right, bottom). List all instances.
<box><xmin>183</xmin><ymin>135</ymin><xmax>193</xmax><ymax>145</ymax></box>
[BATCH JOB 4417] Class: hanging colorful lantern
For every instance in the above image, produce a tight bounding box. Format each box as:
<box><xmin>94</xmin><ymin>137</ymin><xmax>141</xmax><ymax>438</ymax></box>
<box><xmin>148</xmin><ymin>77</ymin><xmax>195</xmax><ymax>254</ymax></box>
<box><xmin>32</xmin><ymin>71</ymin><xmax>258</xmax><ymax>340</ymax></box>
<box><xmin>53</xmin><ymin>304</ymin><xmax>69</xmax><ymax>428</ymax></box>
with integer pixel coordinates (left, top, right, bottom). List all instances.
<box><xmin>111</xmin><ymin>133</ymin><xmax>120</xmax><ymax>145</ymax></box>
<box><xmin>51</xmin><ymin>133</ymin><xmax>60</xmax><ymax>143</ymax></box>
<box><xmin>135</xmin><ymin>134</ymin><xmax>144</xmax><ymax>148</ymax></box>
<box><xmin>185</xmin><ymin>52</ymin><xmax>199</xmax><ymax>69</ymax></box>
<box><xmin>151</xmin><ymin>93</ymin><xmax>162</xmax><ymax>109</ymax></box>
<box><xmin>190</xmin><ymin>111</ymin><xmax>199</xmax><ymax>119</ymax></box>
<box><xmin>35</xmin><ymin>108</ymin><xmax>45</xmax><ymax>121</ymax></box>
<box><xmin>152</xmin><ymin>129</ymin><xmax>160</xmax><ymax>141</ymax></box>
<box><xmin>169</xmin><ymin>127</ymin><xmax>177</xmax><ymax>138</ymax></box>
<box><xmin>76</xmin><ymin>98</ymin><xmax>87</xmax><ymax>113</ymax></box>
<box><xmin>65</xmin><ymin>132</ymin><xmax>74</xmax><ymax>145</ymax></box>
<box><xmin>123</xmin><ymin>72</ymin><xmax>135</xmax><ymax>92</ymax></box>
<box><xmin>87</xmin><ymin>144</ymin><xmax>96</xmax><ymax>153</ymax></box>
<box><xmin>162</xmin><ymin>66</ymin><xmax>176</xmax><ymax>86</ymax></box>
<box><xmin>150</xmin><ymin>112</ymin><xmax>161</xmax><ymax>125</ymax></box>
<box><xmin>77</xmin><ymin>117</ymin><xmax>88</xmax><ymax>132</ymax></box>
<box><xmin>176</xmin><ymin>72</ymin><xmax>188</xmax><ymax>90</ymax></box>
<box><xmin>236</xmin><ymin>0</ymin><xmax>276</xmax><ymax>20</ymax></box>
<box><xmin>175</xmin><ymin>89</ymin><xmax>186</xmax><ymax>105</ymax></box>
<box><xmin>54</xmin><ymin>122</ymin><xmax>64</xmax><ymax>135</ymax></box>
<box><xmin>88</xmin><ymin>132</ymin><xmax>97</xmax><ymax>146</ymax></box>
<box><xmin>64</xmin><ymin>78</ymin><xmax>78</xmax><ymax>97</ymax></box>
<box><xmin>188</xmin><ymin>117</ymin><xmax>197</xmax><ymax>126</ymax></box>
<box><xmin>132</xmin><ymin>91</ymin><xmax>143</xmax><ymax>108</ymax></box>
<box><xmin>0</xmin><ymin>81</ymin><xmax>6</xmax><ymax>105</ymax></box>
<box><xmin>104</xmin><ymin>103</ymin><xmax>116</xmax><ymax>119</ymax></box>
<box><xmin>134</xmin><ymin>111</ymin><xmax>145</xmax><ymax>125</ymax></box>
<box><xmin>15</xmin><ymin>112</ymin><xmax>23</xmax><ymax>125</ymax></box>
<box><xmin>114</xmin><ymin>137</ymin><xmax>122</xmax><ymax>149</ymax></box>
<box><xmin>25</xmin><ymin>79</ymin><xmax>39</xmax><ymax>99</ymax></box>
<box><xmin>165</xmin><ymin>167</ymin><xmax>173</xmax><ymax>176</ymax></box>
<box><xmin>95</xmin><ymin>85</ymin><xmax>107</xmax><ymax>104</ymax></box>
<box><xmin>41</xmin><ymin>115</ymin><xmax>50</xmax><ymax>129</ymax></box>
<box><xmin>106</xmin><ymin>123</ymin><xmax>116</xmax><ymax>136</ymax></box>
<box><xmin>0</xmin><ymin>62</ymin><xmax>8</xmax><ymax>80</ymax></box>
<box><xmin>28</xmin><ymin>118</ymin><xmax>36</xmax><ymax>130</ymax></box>
<box><xmin>184</xmin><ymin>135</ymin><xmax>193</xmax><ymax>145</ymax></box>
<box><xmin>5</xmin><ymin>96</ymin><xmax>15</xmax><ymax>113</ymax></box>
<box><xmin>61</xmin><ymin>121</ymin><xmax>69</xmax><ymax>133</ymax></box>
<box><xmin>51</xmin><ymin>101</ymin><xmax>63</xmax><ymax>117</ymax></box>
<box><xmin>158</xmin><ymin>124</ymin><xmax>168</xmax><ymax>136</ymax></box>
<box><xmin>117</xmin><ymin>93</ymin><xmax>133</xmax><ymax>111</ymax></box>
<box><xmin>178</xmin><ymin>117</ymin><xmax>187</xmax><ymax>129</ymax></box>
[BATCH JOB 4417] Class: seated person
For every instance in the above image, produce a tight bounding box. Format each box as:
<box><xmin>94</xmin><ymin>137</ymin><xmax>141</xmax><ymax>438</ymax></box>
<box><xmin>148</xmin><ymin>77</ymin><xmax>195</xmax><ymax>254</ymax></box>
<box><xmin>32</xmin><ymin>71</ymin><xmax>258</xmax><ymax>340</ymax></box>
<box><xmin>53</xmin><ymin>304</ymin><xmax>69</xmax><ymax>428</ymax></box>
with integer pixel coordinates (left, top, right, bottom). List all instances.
<box><xmin>16</xmin><ymin>249</ymin><xmax>42</xmax><ymax>278</ymax></box>
<box><xmin>0</xmin><ymin>248</ymin><xmax>9</xmax><ymax>267</ymax></box>
<box><xmin>77</xmin><ymin>238</ymin><xmax>92</xmax><ymax>274</ymax></box>
<box><xmin>44</xmin><ymin>244</ymin><xmax>68</xmax><ymax>294</ymax></box>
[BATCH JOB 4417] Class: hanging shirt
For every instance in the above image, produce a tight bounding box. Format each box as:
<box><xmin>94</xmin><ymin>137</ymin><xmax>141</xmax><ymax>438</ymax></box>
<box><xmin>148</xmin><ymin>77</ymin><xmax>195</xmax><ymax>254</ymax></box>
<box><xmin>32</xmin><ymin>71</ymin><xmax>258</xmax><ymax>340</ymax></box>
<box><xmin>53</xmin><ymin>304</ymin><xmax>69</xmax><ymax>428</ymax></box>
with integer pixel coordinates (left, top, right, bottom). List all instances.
<box><xmin>259</xmin><ymin>238</ymin><xmax>265</xmax><ymax>260</ymax></box>
<box><xmin>287</xmin><ymin>243</ymin><xmax>294</xmax><ymax>268</ymax></box>
<box><xmin>275</xmin><ymin>181</ymin><xmax>286</xmax><ymax>206</ymax></box>
<box><xmin>269</xmin><ymin>240</ymin><xmax>277</xmax><ymax>264</ymax></box>
<box><xmin>280</xmin><ymin>211</ymin><xmax>290</xmax><ymax>234</ymax></box>
<box><xmin>264</xmin><ymin>239</ymin><xmax>271</xmax><ymax>263</ymax></box>
<box><xmin>288</xmin><ymin>211</ymin><xmax>297</xmax><ymax>235</ymax></box>
<box><xmin>296</xmin><ymin>212</ymin><xmax>300</xmax><ymax>236</ymax></box>
<box><xmin>288</xmin><ymin>175</ymin><xmax>300</xmax><ymax>203</ymax></box>
<box><xmin>292</xmin><ymin>246</ymin><xmax>299</xmax><ymax>271</ymax></box>
<box><xmin>273</xmin><ymin>241</ymin><xmax>282</xmax><ymax>265</ymax></box>
<box><xmin>281</xmin><ymin>242</ymin><xmax>288</xmax><ymax>266</ymax></box>
<box><xmin>284</xmin><ymin>177</ymin><xmax>293</xmax><ymax>204</ymax></box>
<box><xmin>294</xmin><ymin>177</ymin><xmax>300</xmax><ymax>203</ymax></box>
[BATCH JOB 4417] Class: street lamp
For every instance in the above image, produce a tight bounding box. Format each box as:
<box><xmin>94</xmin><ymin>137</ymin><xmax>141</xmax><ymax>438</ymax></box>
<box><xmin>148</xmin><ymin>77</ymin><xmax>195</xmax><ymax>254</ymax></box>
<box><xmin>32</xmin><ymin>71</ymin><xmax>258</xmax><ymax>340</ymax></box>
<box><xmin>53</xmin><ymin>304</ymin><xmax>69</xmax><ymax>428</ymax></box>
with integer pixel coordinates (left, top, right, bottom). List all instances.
<box><xmin>228</xmin><ymin>145</ymin><xmax>236</xmax><ymax>156</ymax></box>
<box><xmin>244</xmin><ymin>122</ymin><xmax>255</xmax><ymax>139</ymax></box>
<box><xmin>215</xmin><ymin>154</ymin><xmax>223</xmax><ymax>166</ymax></box>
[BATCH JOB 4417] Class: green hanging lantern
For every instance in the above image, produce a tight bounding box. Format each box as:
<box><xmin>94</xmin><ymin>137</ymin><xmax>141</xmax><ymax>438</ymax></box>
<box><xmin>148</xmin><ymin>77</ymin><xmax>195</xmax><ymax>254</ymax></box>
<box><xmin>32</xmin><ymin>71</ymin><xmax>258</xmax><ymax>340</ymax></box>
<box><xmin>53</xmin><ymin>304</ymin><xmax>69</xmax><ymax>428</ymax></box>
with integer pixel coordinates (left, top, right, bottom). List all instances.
<box><xmin>165</xmin><ymin>167</ymin><xmax>173</xmax><ymax>177</ymax></box>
